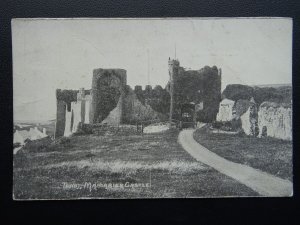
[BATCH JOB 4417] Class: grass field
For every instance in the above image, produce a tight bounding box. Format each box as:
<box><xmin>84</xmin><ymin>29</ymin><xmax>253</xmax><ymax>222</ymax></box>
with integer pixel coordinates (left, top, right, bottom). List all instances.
<box><xmin>13</xmin><ymin>129</ymin><xmax>259</xmax><ymax>199</ymax></box>
<box><xmin>193</xmin><ymin>126</ymin><xmax>293</xmax><ymax>181</ymax></box>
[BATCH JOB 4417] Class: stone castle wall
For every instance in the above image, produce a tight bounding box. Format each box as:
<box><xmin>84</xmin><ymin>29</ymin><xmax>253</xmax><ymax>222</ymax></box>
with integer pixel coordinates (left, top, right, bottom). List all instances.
<box><xmin>55</xmin><ymin>59</ymin><xmax>222</xmax><ymax>137</ymax></box>
<box><xmin>123</xmin><ymin>86</ymin><xmax>166</xmax><ymax>123</ymax></box>
<box><xmin>215</xmin><ymin>98</ymin><xmax>291</xmax><ymax>140</ymax></box>
<box><xmin>168</xmin><ymin>59</ymin><xmax>222</xmax><ymax>122</ymax></box>
<box><xmin>63</xmin><ymin>91</ymin><xmax>91</xmax><ymax>137</ymax></box>
<box><xmin>54</xmin><ymin>100</ymin><xmax>67</xmax><ymax>138</ymax></box>
<box><xmin>216</xmin><ymin>99</ymin><xmax>235</xmax><ymax>122</ymax></box>
<box><xmin>55</xmin><ymin>89</ymin><xmax>90</xmax><ymax>138</ymax></box>
<box><xmin>258</xmin><ymin>102</ymin><xmax>292</xmax><ymax>140</ymax></box>
<box><xmin>84</xmin><ymin>96</ymin><xmax>91</xmax><ymax>124</ymax></box>
<box><xmin>64</xmin><ymin>108</ymin><xmax>72</xmax><ymax>137</ymax></box>
<box><xmin>55</xmin><ymin>68</ymin><xmax>166</xmax><ymax>138</ymax></box>
<box><xmin>240</xmin><ymin>102</ymin><xmax>258</xmax><ymax>136</ymax></box>
<box><xmin>70</xmin><ymin>101</ymin><xmax>82</xmax><ymax>133</ymax></box>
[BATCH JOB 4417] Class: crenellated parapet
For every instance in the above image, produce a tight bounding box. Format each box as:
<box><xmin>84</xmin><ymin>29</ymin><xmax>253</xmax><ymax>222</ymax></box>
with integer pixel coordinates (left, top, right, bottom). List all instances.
<box><xmin>134</xmin><ymin>85</ymin><xmax>142</xmax><ymax>92</ymax></box>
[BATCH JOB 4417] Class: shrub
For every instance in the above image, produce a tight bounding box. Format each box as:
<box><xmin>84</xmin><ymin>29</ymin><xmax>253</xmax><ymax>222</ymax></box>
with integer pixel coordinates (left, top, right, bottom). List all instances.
<box><xmin>211</xmin><ymin>119</ymin><xmax>242</xmax><ymax>132</ymax></box>
<box><xmin>72</xmin><ymin>123</ymin><xmax>93</xmax><ymax>136</ymax></box>
<box><xmin>222</xmin><ymin>84</ymin><xmax>292</xmax><ymax>105</ymax></box>
<box><xmin>230</xmin><ymin>119</ymin><xmax>242</xmax><ymax>131</ymax></box>
<box><xmin>80</xmin><ymin>123</ymin><xmax>93</xmax><ymax>134</ymax></box>
<box><xmin>58</xmin><ymin>136</ymin><xmax>71</xmax><ymax>146</ymax></box>
<box><xmin>20</xmin><ymin>137</ymin><xmax>53</xmax><ymax>153</ymax></box>
<box><xmin>212</xmin><ymin>121</ymin><xmax>223</xmax><ymax>129</ymax></box>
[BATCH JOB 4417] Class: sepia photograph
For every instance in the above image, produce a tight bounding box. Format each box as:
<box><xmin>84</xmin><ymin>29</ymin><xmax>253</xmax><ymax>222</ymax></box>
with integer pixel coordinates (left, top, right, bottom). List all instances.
<box><xmin>12</xmin><ymin>18</ymin><xmax>293</xmax><ymax>199</ymax></box>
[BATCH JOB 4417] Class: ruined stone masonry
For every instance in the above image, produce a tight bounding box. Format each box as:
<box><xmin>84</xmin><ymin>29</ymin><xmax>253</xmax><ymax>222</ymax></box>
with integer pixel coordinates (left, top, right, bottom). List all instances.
<box><xmin>216</xmin><ymin>97</ymin><xmax>292</xmax><ymax>140</ymax></box>
<box><xmin>63</xmin><ymin>88</ymin><xmax>91</xmax><ymax>137</ymax></box>
<box><xmin>123</xmin><ymin>86</ymin><xmax>165</xmax><ymax>123</ymax></box>
<box><xmin>55</xmin><ymin>58</ymin><xmax>223</xmax><ymax>138</ymax></box>
<box><xmin>55</xmin><ymin>69</ymin><xmax>165</xmax><ymax>138</ymax></box>
<box><xmin>258</xmin><ymin>102</ymin><xmax>292</xmax><ymax>140</ymax></box>
<box><xmin>54</xmin><ymin>100</ymin><xmax>67</xmax><ymax>138</ymax></box>
<box><xmin>216</xmin><ymin>99</ymin><xmax>235</xmax><ymax>122</ymax></box>
<box><xmin>240</xmin><ymin>98</ymin><xmax>259</xmax><ymax>136</ymax></box>
<box><xmin>167</xmin><ymin>58</ymin><xmax>222</xmax><ymax>122</ymax></box>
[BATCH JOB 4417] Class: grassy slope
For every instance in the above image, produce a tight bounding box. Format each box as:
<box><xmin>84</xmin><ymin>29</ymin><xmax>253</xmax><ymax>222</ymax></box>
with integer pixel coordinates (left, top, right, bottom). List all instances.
<box><xmin>14</xmin><ymin>129</ymin><xmax>258</xmax><ymax>199</ymax></box>
<box><xmin>193</xmin><ymin>126</ymin><xmax>293</xmax><ymax>181</ymax></box>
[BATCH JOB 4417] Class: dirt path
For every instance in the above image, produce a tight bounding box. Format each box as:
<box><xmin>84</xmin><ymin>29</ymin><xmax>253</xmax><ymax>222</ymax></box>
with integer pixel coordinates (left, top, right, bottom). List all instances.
<box><xmin>178</xmin><ymin>129</ymin><xmax>293</xmax><ymax>197</ymax></box>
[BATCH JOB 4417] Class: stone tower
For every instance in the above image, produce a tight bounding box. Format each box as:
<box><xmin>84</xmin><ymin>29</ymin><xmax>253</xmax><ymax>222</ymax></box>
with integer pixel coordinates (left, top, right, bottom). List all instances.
<box><xmin>90</xmin><ymin>68</ymin><xmax>127</xmax><ymax>124</ymax></box>
<box><xmin>168</xmin><ymin>57</ymin><xmax>180</xmax><ymax>122</ymax></box>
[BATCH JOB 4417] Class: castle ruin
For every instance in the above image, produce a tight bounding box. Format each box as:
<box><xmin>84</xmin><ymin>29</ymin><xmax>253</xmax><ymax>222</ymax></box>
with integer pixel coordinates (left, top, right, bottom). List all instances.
<box><xmin>55</xmin><ymin>58</ymin><xmax>222</xmax><ymax>138</ymax></box>
<box><xmin>216</xmin><ymin>84</ymin><xmax>292</xmax><ymax>140</ymax></box>
<box><xmin>167</xmin><ymin>57</ymin><xmax>222</xmax><ymax>122</ymax></box>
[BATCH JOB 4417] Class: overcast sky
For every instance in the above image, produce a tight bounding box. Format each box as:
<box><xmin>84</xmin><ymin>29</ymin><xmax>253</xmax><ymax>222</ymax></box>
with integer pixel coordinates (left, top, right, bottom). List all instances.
<box><xmin>12</xmin><ymin>18</ymin><xmax>292</xmax><ymax>121</ymax></box>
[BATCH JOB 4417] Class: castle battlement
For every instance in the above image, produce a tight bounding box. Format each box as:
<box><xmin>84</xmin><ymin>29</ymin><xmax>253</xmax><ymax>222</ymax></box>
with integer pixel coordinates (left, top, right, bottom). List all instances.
<box><xmin>168</xmin><ymin>57</ymin><xmax>180</xmax><ymax>66</ymax></box>
<box><xmin>145</xmin><ymin>85</ymin><xmax>152</xmax><ymax>92</ymax></box>
<box><xmin>134</xmin><ymin>85</ymin><xmax>143</xmax><ymax>92</ymax></box>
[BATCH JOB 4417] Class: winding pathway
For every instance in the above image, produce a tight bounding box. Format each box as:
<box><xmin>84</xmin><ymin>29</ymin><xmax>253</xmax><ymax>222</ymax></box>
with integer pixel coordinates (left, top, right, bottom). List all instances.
<box><xmin>178</xmin><ymin>129</ymin><xmax>293</xmax><ymax>197</ymax></box>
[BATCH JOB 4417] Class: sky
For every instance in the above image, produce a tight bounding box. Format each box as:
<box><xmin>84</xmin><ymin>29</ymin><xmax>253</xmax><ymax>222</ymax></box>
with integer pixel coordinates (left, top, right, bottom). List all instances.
<box><xmin>12</xmin><ymin>18</ymin><xmax>292</xmax><ymax>121</ymax></box>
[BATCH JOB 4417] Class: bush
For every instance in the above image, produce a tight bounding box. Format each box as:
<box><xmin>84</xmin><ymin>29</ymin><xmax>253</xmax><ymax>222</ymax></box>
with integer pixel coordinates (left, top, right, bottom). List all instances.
<box><xmin>78</xmin><ymin>123</ymin><xmax>93</xmax><ymax>134</ymax></box>
<box><xmin>212</xmin><ymin>121</ymin><xmax>223</xmax><ymax>129</ymax></box>
<box><xmin>57</xmin><ymin>136</ymin><xmax>71</xmax><ymax>145</ymax></box>
<box><xmin>222</xmin><ymin>84</ymin><xmax>292</xmax><ymax>105</ymax></box>
<box><xmin>212</xmin><ymin>119</ymin><xmax>242</xmax><ymax>132</ymax></box>
<box><xmin>20</xmin><ymin>137</ymin><xmax>53</xmax><ymax>153</ymax></box>
<box><xmin>230</xmin><ymin>119</ymin><xmax>242</xmax><ymax>131</ymax></box>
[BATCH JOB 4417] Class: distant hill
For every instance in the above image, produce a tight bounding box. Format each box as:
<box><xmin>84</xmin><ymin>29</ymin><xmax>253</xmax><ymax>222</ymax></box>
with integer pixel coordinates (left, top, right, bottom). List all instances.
<box><xmin>14</xmin><ymin>119</ymin><xmax>56</xmax><ymax>125</ymax></box>
<box><xmin>252</xmin><ymin>83</ymin><xmax>292</xmax><ymax>88</ymax></box>
<box><xmin>222</xmin><ymin>84</ymin><xmax>292</xmax><ymax>105</ymax></box>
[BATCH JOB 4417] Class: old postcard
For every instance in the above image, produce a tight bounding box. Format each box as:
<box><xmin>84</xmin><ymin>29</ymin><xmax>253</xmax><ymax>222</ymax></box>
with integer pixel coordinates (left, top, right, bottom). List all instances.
<box><xmin>12</xmin><ymin>18</ymin><xmax>293</xmax><ymax>199</ymax></box>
